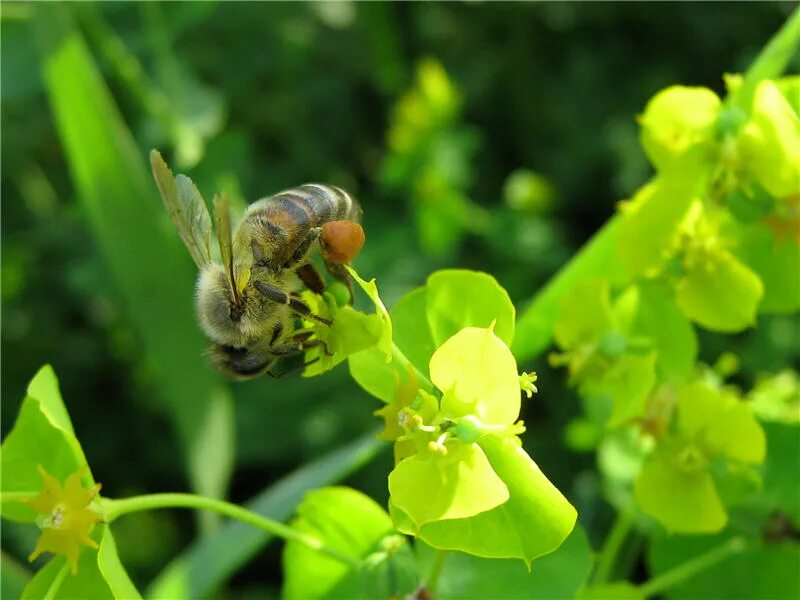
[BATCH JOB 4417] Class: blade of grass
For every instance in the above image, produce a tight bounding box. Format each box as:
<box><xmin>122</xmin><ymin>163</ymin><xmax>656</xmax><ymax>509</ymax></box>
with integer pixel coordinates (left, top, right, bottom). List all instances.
<box><xmin>33</xmin><ymin>5</ymin><xmax>234</xmax><ymax>527</ymax></box>
<box><xmin>146</xmin><ymin>432</ymin><xmax>385</xmax><ymax>599</ymax></box>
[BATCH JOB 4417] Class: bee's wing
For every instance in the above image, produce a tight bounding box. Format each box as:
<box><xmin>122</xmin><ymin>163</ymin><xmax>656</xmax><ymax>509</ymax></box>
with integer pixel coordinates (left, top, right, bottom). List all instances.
<box><xmin>150</xmin><ymin>150</ymin><xmax>213</xmax><ymax>268</ymax></box>
<box><xmin>213</xmin><ymin>193</ymin><xmax>242</xmax><ymax>305</ymax></box>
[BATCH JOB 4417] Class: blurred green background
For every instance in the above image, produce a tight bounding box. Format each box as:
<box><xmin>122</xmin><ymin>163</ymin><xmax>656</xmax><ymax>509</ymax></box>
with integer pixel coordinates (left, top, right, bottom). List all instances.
<box><xmin>2</xmin><ymin>2</ymin><xmax>797</xmax><ymax>597</ymax></box>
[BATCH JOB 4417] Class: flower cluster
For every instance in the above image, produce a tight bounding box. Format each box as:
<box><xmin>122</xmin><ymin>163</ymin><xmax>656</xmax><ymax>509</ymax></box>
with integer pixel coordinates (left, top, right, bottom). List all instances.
<box><xmin>26</xmin><ymin>466</ymin><xmax>102</xmax><ymax>574</ymax></box>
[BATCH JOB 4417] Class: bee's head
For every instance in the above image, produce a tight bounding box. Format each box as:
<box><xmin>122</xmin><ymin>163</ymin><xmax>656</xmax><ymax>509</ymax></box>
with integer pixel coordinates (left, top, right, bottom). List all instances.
<box><xmin>208</xmin><ymin>343</ymin><xmax>276</xmax><ymax>380</ymax></box>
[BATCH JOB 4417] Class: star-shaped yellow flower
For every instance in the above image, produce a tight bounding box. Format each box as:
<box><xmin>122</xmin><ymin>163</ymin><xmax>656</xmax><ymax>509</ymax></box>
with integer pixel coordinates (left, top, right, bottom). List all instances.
<box><xmin>25</xmin><ymin>465</ymin><xmax>102</xmax><ymax>574</ymax></box>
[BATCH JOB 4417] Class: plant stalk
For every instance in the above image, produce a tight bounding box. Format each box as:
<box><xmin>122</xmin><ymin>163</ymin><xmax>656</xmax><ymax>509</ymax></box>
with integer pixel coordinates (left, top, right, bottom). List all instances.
<box><xmin>101</xmin><ymin>493</ymin><xmax>360</xmax><ymax>568</ymax></box>
<box><xmin>592</xmin><ymin>505</ymin><xmax>637</xmax><ymax>585</ymax></box>
<box><xmin>640</xmin><ymin>536</ymin><xmax>747</xmax><ymax>598</ymax></box>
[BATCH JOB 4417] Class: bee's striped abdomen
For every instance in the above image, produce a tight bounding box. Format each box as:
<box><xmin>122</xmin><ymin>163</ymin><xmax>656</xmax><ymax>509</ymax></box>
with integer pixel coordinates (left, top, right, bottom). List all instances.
<box><xmin>244</xmin><ymin>184</ymin><xmax>361</xmax><ymax>268</ymax></box>
<box><xmin>272</xmin><ymin>184</ymin><xmax>360</xmax><ymax>227</ymax></box>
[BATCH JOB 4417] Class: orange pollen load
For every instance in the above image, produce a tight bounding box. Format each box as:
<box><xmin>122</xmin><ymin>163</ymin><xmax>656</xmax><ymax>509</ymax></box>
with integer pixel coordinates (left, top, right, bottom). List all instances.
<box><xmin>320</xmin><ymin>221</ymin><xmax>366</xmax><ymax>265</ymax></box>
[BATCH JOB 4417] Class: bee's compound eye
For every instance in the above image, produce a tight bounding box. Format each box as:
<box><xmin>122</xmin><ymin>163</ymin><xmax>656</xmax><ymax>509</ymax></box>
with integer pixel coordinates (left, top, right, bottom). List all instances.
<box><xmin>320</xmin><ymin>221</ymin><xmax>365</xmax><ymax>264</ymax></box>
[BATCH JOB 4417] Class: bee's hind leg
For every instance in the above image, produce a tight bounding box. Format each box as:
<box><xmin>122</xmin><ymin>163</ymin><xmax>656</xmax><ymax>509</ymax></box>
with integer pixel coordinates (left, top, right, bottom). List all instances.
<box><xmin>323</xmin><ymin>259</ymin><xmax>354</xmax><ymax>304</ymax></box>
<box><xmin>295</xmin><ymin>262</ymin><xmax>326</xmax><ymax>295</ymax></box>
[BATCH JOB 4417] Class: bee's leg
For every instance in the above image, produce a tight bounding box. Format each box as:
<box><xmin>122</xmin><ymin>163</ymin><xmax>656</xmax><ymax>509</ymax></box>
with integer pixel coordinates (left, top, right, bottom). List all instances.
<box><xmin>266</xmin><ymin>357</ymin><xmax>320</xmax><ymax>379</ymax></box>
<box><xmin>295</xmin><ymin>262</ymin><xmax>326</xmax><ymax>294</ymax></box>
<box><xmin>270</xmin><ymin>338</ymin><xmax>327</xmax><ymax>356</ymax></box>
<box><xmin>323</xmin><ymin>259</ymin><xmax>354</xmax><ymax>304</ymax></box>
<box><xmin>253</xmin><ymin>281</ymin><xmax>332</xmax><ymax>326</ymax></box>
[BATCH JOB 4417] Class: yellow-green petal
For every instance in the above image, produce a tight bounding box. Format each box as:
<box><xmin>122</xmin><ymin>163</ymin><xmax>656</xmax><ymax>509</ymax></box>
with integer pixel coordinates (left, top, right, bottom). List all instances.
<box><xmin>676</xmin><ymin>249</ymin><xmax>764</xmax><ymax>332</ymax></box>
<box><xmin>639</xmin><ymin>86</ymin><xmax>720</xmax><ymax>177</ymax></box>
<box><xmin>739</xmin><ymin>80</ymin><xmax>800</xmax><ymax>198</ymax></box>
<box><xmin>430</xmin><ymin>326</ymin><xmax>520</xmax><ymax>426</ymax></box>
<box><xmin>388</xmin><ymin>442</ymin><xmax>509</xmax><ymax>529</ymax></box>
<box><xmin>634</xmin><ymin>453</ymin><xmax>727</xmax><ymax>533</ymax></box>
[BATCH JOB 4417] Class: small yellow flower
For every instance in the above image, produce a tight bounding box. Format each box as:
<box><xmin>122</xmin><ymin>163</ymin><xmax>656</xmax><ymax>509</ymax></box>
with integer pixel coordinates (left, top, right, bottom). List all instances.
<box><xmin>25</xmin><ymin>465</ymin><xmax>102</xmax><ymax>574</ymax></box>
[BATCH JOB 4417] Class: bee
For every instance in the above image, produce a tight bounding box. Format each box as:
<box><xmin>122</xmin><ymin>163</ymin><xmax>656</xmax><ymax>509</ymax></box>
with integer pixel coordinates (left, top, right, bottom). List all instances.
<box><xmin>150</xmin><ymin>150</ymin><xmax>364</xmax><ymax>379</ymax></box>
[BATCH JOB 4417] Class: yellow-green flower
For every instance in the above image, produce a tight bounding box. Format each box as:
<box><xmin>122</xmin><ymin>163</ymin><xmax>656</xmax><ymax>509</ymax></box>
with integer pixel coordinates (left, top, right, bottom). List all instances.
<box><xmin>25</xmin><ymin>465</ymin><xmax>102</xmax><ymax>573</ymax></box>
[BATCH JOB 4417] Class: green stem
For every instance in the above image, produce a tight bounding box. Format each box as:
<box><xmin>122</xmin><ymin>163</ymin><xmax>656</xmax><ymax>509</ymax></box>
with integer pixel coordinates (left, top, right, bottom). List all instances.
<box><xmin>42</xmin><ymin>562</ymin><xmax>69</xmax><ymax>600</ymax></box>
<box><xmin>592</xmin><ymin>505</ymin><xmax>637</xmax><ymax>584</ymax></box>
<box><xmin>101</xmin><ymin>493</ymin><xmax>360</xmax><ymax>568</ymax></box>
<box><xmin>640</xmin><ymin>536</ymin><xmax>747</xmax><ymax>598</ymax></box>
<box><xmin>733</xmin><ymin>7</ymin><xmax>800</xmax><ymax>110</ymax></box>
<box><xmin>426</xmin><ymin>550</ymin><xmax>447</xmax><ymax>594</ymax></box>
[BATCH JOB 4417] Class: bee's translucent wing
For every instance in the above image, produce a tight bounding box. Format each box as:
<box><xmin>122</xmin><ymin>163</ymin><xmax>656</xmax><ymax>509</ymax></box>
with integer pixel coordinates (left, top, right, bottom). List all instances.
<box><xmin>213</xmin><ymin>193</ymin><xmax>242</xmax><ymax>305</ymax></box>
<box><xmin>150</xmin><ymin>149</ymin><xmax>213</xmax><ymax>268</ymax></box>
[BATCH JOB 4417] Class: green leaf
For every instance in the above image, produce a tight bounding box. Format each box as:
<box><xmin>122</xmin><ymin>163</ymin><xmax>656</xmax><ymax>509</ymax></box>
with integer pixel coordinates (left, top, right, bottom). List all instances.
<box><xmin>639</xmin><ymin>86</ymin><xmax>720</xmax><ymax>177</ymax></box>
<box><xmin>732</xmin><ymin>220</ymin><xmax>800</xmax><ymax>315</ymax></box>
<box><xmin>348</xmin><ymin>348</ymin><xmax>404</xmax><ymax>404</ymax></box>
<box><xmin>754</xmin><ymin>422</ymin><xmax>800</xmax><ymax>525</ymax></box>
<box><xmin>147</xmin><ymin>433</ymin><xmax>385</xmax><ymax>599</ymax></box>
<box><xmin>34</xmin><ymin>4</ymin><xmax>234</xmax><ymax>508</ymax></box>
<box><xmin>1</xmin><ymin>552</ymin><xmax>32</xmax><ymax>600</ymax></box>
<box><xmin>513</xmin><ymin>216</ymin><xmax>627</xmax><ymax>362</ymax></box>
<box><xmin>97</xmin><ymin>527</ymin><xmax>141</xmax><ymax>600</ymax></box>
<box><xmin>416</xmin><ymin>525</ymin><xmax>592</xmax><ymax>600</ymax></box>
<box><xmin>629</xmin><ymin>283</ymin><xmax>698</xmax><ymax>381</ymax></box>
<box><xmin>389</xmin><ymin>443</ymin><xmax>509</xmax><ymax>529</ymax></box>
<box><xmin>392</xmin><ymin>286</ymin><xmax>436</xmax><ymax>374</ymax></box>
<box><xmin>426</xmin><ymin>270</ymin><xmax>515</xmax><ymax>347</ymax></box>
<box><xmin>577</xmin><ymin>582</ymin><xmax>644</xmax><ymax>600</ymax></box>
<box><xmin>282</xmin><ymin>487</ymin><xmax>395</xmax><ymax>600</ymax></box>
<box><xmin>402</xmin><ymin>435</ymin><xmax>577</xmax><ymax>565</ymax></box>
<box><xmin>648</xmin><ymin>532</ymin><xmax>800</xmax><ymax>600</ymax></box>
<box><xmin>676</xmin><ymin>249</ymin><xmax>764</xmax><ymax>332</ymax></box>
<box><xmin>347</xmin><ymin>266</ymin><xmax>393</xmax><ymax>361</ymax></box>
<box><xmin>553</xmin><ymin>279</ymin><xmax>614</xmax><ymax>350</ymax></box>
<box><xmin>304</xmin><ymin>294</ymin><xmax>385</xmax><ymax>377</ymax></box>
<box><xmin>1</xmin><ymin>368</ymin><xmax>90</xmax><ymax>522</ymax></box>
<box><xmin>616</xmin><ymin>179</ymin><xmax>695</xmax><ymax>278</ymax></box>
<box><xmin>634</xmin><ymin>453</ymin><xmax>727</xmax><ymax>533</ymax></box>
<box><xmin>431</xmin><ymin>327</ymin><xmax>520</xmax><ymax>426</ymax></box>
